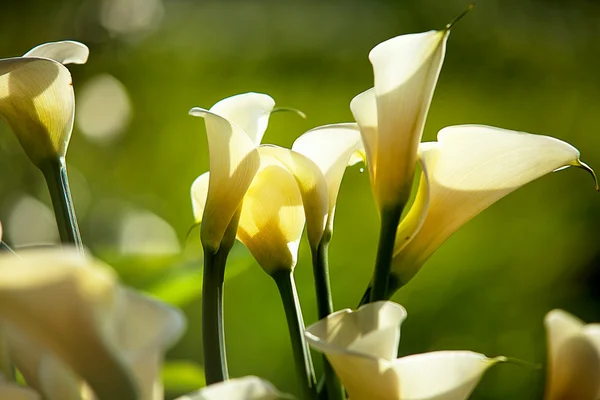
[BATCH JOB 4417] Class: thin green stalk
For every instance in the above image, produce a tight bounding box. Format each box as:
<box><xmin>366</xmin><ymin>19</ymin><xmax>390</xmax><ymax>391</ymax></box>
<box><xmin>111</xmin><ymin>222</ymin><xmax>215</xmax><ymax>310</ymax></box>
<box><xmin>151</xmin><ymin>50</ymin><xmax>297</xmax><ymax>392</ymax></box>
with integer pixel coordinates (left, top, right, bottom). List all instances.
<box><xmin>370</xmin><ymin>206</ymin><xmax>404</xmax><ymax>302</ymax></box>
<box><xmin>272</xmin><ymin>270</ymin><xmax>317</xmax><ymax>400</ymax></box>
<box><xmin>39</xmin><ymin>158</ymin><xmax>83</xmax><ymax>253</ymax></box>
<box><xmin>311</xmin><ymin>235</ymin><xmax>344</xmax><ymax>400</ymax></box>
<box><xmin>0</xmin><ymin>242</ymin><xmax>16</xmax><ymax>255</ymax></box>
<box><xmin>202</xmin><ymin>248</ymin><xmax>229</xmax><ymax>384</ymax></box>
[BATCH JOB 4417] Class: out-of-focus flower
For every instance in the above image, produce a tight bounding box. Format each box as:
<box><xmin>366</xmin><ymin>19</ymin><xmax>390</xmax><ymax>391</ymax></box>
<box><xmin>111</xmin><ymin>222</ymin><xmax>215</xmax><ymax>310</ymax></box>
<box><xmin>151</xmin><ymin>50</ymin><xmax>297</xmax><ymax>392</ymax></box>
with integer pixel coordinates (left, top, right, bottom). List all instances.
<box><xmin>544</xmin><ymin>309</ymin><xmax>600</xmax><ymax>400</ymax></box>
<box><xmin>388</xmin><ymin>125</ymin><xmax>597</xmax><ymax>293</ymax></box>
<box><xmin>350</xmin><ymin>29</ymin><xmax>447</xmax><ymax>214</ymax></box>
<box><xmin>174</xmin><ymin>376</ymin><xmax>292</xmax><ymax>400</ymax></box>
<box><xmin>0</xmin><ymin>41</ymin><xmax>88</xmax><ymax>168</ymax></box>
<box><xmin>0</xmin><ymin>248</ymin><xmax>185</xmax><ymax>400</ymax></box>
<box><xmin>306</xmin><ymin>301</ymin><xmax>504</xmax><ymax>400</ymax></box>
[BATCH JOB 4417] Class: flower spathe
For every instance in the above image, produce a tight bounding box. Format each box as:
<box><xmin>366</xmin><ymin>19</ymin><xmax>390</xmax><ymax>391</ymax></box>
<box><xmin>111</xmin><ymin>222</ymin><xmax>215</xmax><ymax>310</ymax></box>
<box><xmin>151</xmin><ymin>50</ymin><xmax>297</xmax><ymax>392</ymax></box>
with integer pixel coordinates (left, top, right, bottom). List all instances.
<box><xmin>388</xmin><ymin>125</ymin><xmax>597</xmax><ymax>292</ymax></box>
<box><xmin>189</xmin><ymin>93</ymin><xmax>276</xmax><ymax>253</ymax></box>
<box><xmin>305</xmin><ymin>301</ymin><xmax>504</xmax><ymax>400</ymax></box>
<box><xmin>174</xmin><ymin>376</ymin><xmax>292</xmax><ymax>400</ymax></box>
<box><xmin>351</xmin><ymin>29</ymin><xmax>448</xmax><ymax>213</ymax></box>
<box><xmin>0</xmin><ymin>248</ymin><xmax>186</xmax><ymax>400</ymax></box>
<box><xmin>544</xmin><ymin>309</ymin><xmax>600</xmax><ymax>400</ymax></box>
<box><xmin>0</xmin><ymin>41</ymin><xmax>89</xmax><ymax>167</ymax></box>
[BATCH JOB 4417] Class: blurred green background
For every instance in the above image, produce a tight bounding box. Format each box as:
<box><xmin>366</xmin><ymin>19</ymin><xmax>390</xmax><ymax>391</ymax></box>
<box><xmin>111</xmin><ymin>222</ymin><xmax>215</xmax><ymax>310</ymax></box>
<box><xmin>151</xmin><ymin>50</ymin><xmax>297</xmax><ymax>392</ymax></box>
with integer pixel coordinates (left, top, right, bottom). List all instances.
<box><xmin>1</xmin><ymin>0</ymin><xmax>600</xmax><ymax>398</ymax></box>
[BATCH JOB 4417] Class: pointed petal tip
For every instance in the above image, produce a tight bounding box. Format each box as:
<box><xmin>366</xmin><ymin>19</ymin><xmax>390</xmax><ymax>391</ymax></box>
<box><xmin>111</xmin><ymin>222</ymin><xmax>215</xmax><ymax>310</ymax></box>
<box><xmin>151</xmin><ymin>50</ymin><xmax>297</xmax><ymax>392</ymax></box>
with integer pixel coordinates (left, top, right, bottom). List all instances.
<box><xmin>572</xmin><ymin>160</ymin><xmax>599</xmax><ymax>191</ymax></box>
<box><xmin>273</xmin><ymin>107</ymin><xmax>307</xmax><ymax>119</ymax></box>
<box><xmin>188</xmin><ymin>107</ymin><xmax>208</xmax><ymax>117</ymax></box>
<box><xmin>445</xmin><ymin>3</ymin><xmax>475</xmax><ymax>31</ymax></box>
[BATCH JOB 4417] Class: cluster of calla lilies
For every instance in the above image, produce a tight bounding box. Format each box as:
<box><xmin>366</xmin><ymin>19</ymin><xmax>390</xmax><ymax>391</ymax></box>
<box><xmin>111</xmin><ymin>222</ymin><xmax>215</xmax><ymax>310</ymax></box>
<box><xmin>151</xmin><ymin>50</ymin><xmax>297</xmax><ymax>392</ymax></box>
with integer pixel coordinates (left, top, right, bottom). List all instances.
<box><xmin>0</xmin><ymin>10</ymin><xmax>599</xmax><ymax>400</ymax></box>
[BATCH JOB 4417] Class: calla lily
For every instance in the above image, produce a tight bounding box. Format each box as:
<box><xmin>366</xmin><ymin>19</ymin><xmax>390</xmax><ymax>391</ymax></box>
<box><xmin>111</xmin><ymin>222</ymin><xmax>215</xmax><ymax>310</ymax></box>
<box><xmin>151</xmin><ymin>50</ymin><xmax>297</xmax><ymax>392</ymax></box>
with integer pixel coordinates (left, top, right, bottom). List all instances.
<box><xmin>305</xmin><ymin>301</ymin><xmax>504</xmax><ymax>400</ymax></box>
<box><xmin>0</xmin><ymin>41</ymin><xmax>89</xmax><ymax>167</ymax></box>
<box><xmin>350</xmin><ymin>29</ymin><xmax>448</xmax><ymax>212</ymax></box>
<box><xmin>387</xmin><ymin>125</ymin><xmax>597</xmax><ymax>293</ymax></box>
<box><xmin>174</xmin><ymin>376</ymin><xmax>292</xmax><ymax>400</ymax></box>
<box><xmin>0</xmin><ymin>248</ymin><xmax>186</xmax><ymax>400</ymax></box>
<box><xmin>189</xmin><ymin>93</ymin><xmax>276</xmax><ymax>253</ymax></box>
<box><xmin>544</xmin><ymin>309</ymin><xmax>600</xmax><ymax>400</ymax></box>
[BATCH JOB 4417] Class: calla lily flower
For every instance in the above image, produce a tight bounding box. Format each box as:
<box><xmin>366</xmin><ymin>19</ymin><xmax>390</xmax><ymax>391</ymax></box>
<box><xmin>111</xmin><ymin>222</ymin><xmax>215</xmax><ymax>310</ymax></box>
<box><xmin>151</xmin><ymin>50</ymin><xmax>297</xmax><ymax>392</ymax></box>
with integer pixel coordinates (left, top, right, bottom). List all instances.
<box><xmin>0</xmin><ymin>41</ymin><xmax>89</xmax><ymax>167</ymax></box>
<box><xmin>387</xmin><ymin>125</ymin><xmax>597</xmax><ymax>293</ymax></box>
<box><xmin>174</xmin><ymin>376</ymin><xmax>292</xmax><ymax>400</ymax></box>
<box><xmin>544</xmin><ymin>309</ymin><xmax>600</xmax><ymax>400</ymax></box>
<box><xmin>350</xmin><ymin>29</ymin><xmax>448</xmax><ymax>213</ymax></box>
<box><xmin>0</xmin><ymin>248</ymin><xmax>186</xmax><ymax>400</ymax></box>
<box><xmin>189</xmin><ymin>93</ymin><xmax>276</xmax><ymax>253</ymax></box>
<box><xmin>305</xmin><ymin>301</ymin><xmax>504</xmax><ymax>400</ymax></box>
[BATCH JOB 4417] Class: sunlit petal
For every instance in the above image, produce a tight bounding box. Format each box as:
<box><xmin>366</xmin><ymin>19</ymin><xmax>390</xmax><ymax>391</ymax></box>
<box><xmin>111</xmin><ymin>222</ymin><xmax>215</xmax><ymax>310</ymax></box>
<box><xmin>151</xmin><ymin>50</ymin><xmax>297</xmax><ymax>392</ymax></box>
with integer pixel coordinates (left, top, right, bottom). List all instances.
<box><xmin>350</xmin><ymin>88</ymin><xmax>377</xmax><ymax>185</ymax></box>
<box><xmin>391</xmin><ymin>125</ymin><xmax>591</xmax><ymax>289</ymax></box>
<box><xmin>237</xmin><ymin>163</ymin><xmax>305</xmax><ymax>274</ymax></box>
<box><xmin>23</xmin><ymin>41</ymin><xmax>89</xmax><ymax>65</ymax></box>
<box><xmin>191</xmin><ymin>172</ymin><xmax>210</xmax><ymax>223</ymax></box>
<box><xmin>0</xmin><ymin>57</ymin><xmax>74</xmax><ymax>166</ymax></box>
<box><xmin>292</xmin><ymin>123</ymin><xmax>364</xmax><ymax>233</ymax></box>
<box><xmin>174</xmin><ymin>376</ymin><xmax>291</xmax><ymax>400</ymax></box>
<box><xmin>544</xmin><ymin>310</ymin><xmax>600</xmax><ymax>400</ymax></box>
<box><xmin>258</xmin><ymin>145</ymin><xmax>328</xmax><ymax>249</ymax></box>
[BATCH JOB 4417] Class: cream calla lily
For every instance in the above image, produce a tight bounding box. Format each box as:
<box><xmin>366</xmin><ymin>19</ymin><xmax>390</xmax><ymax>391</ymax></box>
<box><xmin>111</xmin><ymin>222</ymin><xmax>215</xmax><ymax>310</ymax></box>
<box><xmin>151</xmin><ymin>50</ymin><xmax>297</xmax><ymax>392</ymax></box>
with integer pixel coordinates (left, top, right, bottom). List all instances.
<box><xmin>0</xmin><ymin>41</ymin><xmax>89</xmax><ymax>167</ymax></box>
<box><xmin>174</xmin><ymin>376</ymin><xmax>291</xmax><ymax>400</ymax></box>
<box><xmin>189</xmin><ymin>93</ymin><xmax>276</xmax><ymax>253</ymax></box>
<box><xmin>291</xmin><ymin>123</ymin><xmax>364</xmax><ymax>235</ymax></box>
<box><xmin>388</xmin><ymin>125</ymin><xmax>596</xmax><ymax>292</ymax></box>
<box><xmin>0</xmin><ymin>248</ymin><xmax>186</xmax><ymax>400</ymax></box>
<box><xmin>350</xmin><ymin>29</ymin><xmax>448</xmax><ymax>212</ymax></box>
<box><xmin>544</xmin><ymin>309</ymin><xmax>600</xmax><ymax>400</ymax></box>
<box><xmin>305</xmin><ymin>301</ymin><xmax>503</xmax><ymax>400</ymax></box>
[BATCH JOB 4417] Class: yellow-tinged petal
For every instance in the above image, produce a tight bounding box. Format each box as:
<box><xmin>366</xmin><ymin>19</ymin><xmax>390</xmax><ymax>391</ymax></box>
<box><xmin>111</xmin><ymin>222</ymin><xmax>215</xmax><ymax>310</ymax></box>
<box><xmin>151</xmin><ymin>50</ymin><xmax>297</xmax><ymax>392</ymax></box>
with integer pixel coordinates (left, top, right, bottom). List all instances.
<box><xmin>258</xmin><ymin>145</ymin><xmax>329</xmax><ymax>250</ymax></box>
<box><xmin>306</xmin><ymin>301</ymin><xmax>502</xmax><ymax>400</ymax></box>
<box><xmin>237</xmin><ymin>162</ymin><xmax>305</xmax><ymax>274</ymax></box>
<box><xmin>544</xmin><ymin>309</ymin><xmax>600</xmax><ymax>400</ymax></box>
<box><xmin>350</xmin><ymin>89</ymin><xmax>377</xmax><ymax>185</ymax></box>
<box><xmin>352</xmin><ymin>30</ymin><xmax>448</xmax><ymax>211</ymax></box>
<box><xmin>0</xmin><ymin>57</ymin><xmax>75</xmax><ymax>166</ymax></box>
<box><xmin>23</xmin><ymin>41</ymin><xmax>89</xmax><ymax>65</ymax></box>
<box><xmin>191</xmin><ymin>172</ymin><xmax>210</xmax><ymax>223</ymax></box>
<box><xmin>174</xmin><ymin>376</ymin><xmax>291</xmax><ymax>400</ymax></box>
<box><xmin>292</xmin><ymin>123</ymin><xmax>364</xmax><ymax>234</ymax></box>
<box><xmin>391</xmin><ymin>125</ymin><xmax>592</xmax><ymax>289</ymax></box>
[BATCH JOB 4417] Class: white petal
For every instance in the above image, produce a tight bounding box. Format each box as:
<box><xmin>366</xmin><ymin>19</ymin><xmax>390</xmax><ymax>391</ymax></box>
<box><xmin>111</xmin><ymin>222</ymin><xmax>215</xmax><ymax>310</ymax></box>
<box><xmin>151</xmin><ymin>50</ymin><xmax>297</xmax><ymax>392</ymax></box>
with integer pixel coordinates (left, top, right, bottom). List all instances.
<box><xmin>191</xmin><ymin>172</ymin><xmax>210</xmax><ymax>223</ymax></box>
<box><xmin>237</xmin><ymin>162</ymin><xmax>306</xmax><ymax>274</ymax></box>
<box><xmin>23</xmin><ymin>41</ymin><xmax>89</xmax><ymax>65</ymax></box>
<box><xmin>258</xmin><ymin>145</ymin><xmax>329</xmax><ymax>249</ymax></box>
<box><xmin>0</xmin><ymin>57</ymin><xmax>75</xmax><ymax>165</ymax></box>
<box><xmin>189</xmin><ymin>107</ymin><xmax>260</xmax><ymax>252</ymax></box>
<box><xmin>209</xmin><ymin>92</ymin><xmax>275</xmax><ymax>146</ymax></box>
<box><xmin>392</xmin><ymin>351</ymin><xmax>503</xmax><ymax>400</ymax></box>
<box><xmin>292</xmin><ymin>123</ymin><xmax>364</xmax><ymax>233</ymax></box>
<box><xmin>350</xmin><ymin>88</ymin><xmax>377</xmax><ymax>185</ymax></box>
<box><xmin>362</xmin><ymin>30</ymin><xmax>448</xmax><ymax>210</ymax></box>
<box><xmin>174</xmin><ymin>376</ymin><xmax>290</xmax><ymax>400</ymax></box>
<box><xmin>391</xmin><ymin>125</ymin><xmax>589</xmax><ymax>288</ymax></box>
<box><xmin>544</xmin><ymin>309</ymin><xmax>600</xmax><ymax>400</ymax></box>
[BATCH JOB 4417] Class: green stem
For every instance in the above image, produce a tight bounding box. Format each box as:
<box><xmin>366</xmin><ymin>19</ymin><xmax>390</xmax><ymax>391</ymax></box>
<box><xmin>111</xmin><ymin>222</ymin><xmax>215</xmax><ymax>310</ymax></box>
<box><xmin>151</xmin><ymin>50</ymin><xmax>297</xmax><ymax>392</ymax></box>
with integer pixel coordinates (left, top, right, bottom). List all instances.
<box><xmin>370</xmin><ymin>206</ymin><xmax>404</xmax><ymax>302</ymax></box>
<box><xmin>311</xmin><ymin>235</ymin><xmax>344</xmax><ymax>400</ymax></box>
<box><xmin>202</xmin><ymin>248</ymin><xmax>229</xmax><ymax>384</ymax></box>
<box><xmin>272</xmin><ymin>270</ymin><xmax>317</xmax><ymax>400</ymax></box>
<box><xmin>39</xmin><ymin>158</ymin><xmax>83</xmax><ymax>253</ymax></box>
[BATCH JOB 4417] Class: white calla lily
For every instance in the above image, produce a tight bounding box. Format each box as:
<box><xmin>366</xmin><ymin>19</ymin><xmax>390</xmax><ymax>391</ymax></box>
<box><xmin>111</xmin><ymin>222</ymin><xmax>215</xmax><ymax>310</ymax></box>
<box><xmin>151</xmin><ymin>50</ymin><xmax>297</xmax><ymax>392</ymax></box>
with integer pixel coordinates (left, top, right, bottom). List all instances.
<box><xmin>189</xmin><ymin>93</ymin><xmax>276</xmax><ymax>253</ymax></box>
<box><xmin>174</xmin><ymin>376</ymin><xmax>291</xmax><ymax>400</ymax></box>
<box><xmin>306</xmin><ymin>301</ymin><xmax>503</xmax><ymax>400</ymax></box>
<box><xmin>351</xmin><ymin>29</ymin><xmax>448</xmax><ymax>212</ymax></box>
<box><xmin>388</xmin><ymin>125</ymin><xmax>596</xmax><ymax>292</ymax></box>
<box><xmin>0</xmin><ymin>248</ymin><xmax>186</xmax><ymax>400</ymax></box>
<box><xmin>544</xmin><ymin>309</ymin><xmax>600</xmax><ymax>400</ymax></box>
<box><xmin>0</xmin><ymin>41</ymin><xmax>88</xmax><ymax>167</ymax></box>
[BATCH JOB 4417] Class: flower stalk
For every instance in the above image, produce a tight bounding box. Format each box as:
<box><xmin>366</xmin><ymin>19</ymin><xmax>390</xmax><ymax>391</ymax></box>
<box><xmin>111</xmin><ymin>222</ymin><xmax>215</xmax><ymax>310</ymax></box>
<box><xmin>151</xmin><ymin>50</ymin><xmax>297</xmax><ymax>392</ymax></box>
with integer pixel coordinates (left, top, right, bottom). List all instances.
<box><xmin>370</xmin><ymin>205</ymin><xmax>404</xmax><ymax>302</ymax></box>
<box><xmin>272</xmin><ymin>270</ymin><xmax>317</xmax><ymax>400</ymax></box>
<box><xmin>39</xmin><ymin>158</ymin><xmax>83</xmax><ymax>253</ymax></box>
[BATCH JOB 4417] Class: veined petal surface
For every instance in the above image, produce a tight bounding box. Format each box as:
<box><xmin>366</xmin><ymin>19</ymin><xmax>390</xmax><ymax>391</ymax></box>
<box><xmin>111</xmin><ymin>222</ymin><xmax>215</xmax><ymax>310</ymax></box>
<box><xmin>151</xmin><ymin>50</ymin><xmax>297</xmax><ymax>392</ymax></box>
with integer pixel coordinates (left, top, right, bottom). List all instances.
<box><xmin>0</xmin><ymin>57</ymin><xmax>75</xmax><ymax>165</ymax></box>
<box><xmin>391</xmin><ymin>125</ymin><xmax>590</xmax><ymax>288</ymax></box>
<box><xmin>292</xmin><ymin>123</ymin><xmax>364</xmax><ymax>233</ymax></box>
<box><xmin>174</xmin><ymin>376</ymin><xmax>291</xmax><ymax>400</ymax></box>
<box><xmin>544</xmin><ymin>309</ymin><xmax>600</xmax><ymax>400</ymax></box>
<box><xmin>23</xmin><ymin>41</ymin><xmax>90</xmax><ymax>65</ymax></box>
